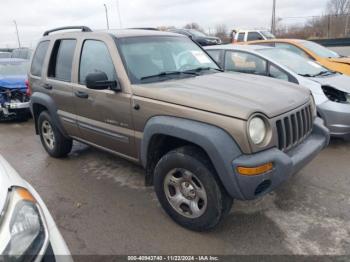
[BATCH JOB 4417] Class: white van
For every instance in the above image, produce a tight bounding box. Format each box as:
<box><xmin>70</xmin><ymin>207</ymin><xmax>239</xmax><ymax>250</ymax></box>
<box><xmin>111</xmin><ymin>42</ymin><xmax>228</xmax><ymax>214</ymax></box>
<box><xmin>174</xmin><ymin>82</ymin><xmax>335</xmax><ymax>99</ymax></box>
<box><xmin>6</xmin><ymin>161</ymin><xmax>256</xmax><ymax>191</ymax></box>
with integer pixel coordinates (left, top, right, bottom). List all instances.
<box><xmin>232</xmin><ymin>30</ymin><xmax>275</xmax><ymax>43</ymax></box>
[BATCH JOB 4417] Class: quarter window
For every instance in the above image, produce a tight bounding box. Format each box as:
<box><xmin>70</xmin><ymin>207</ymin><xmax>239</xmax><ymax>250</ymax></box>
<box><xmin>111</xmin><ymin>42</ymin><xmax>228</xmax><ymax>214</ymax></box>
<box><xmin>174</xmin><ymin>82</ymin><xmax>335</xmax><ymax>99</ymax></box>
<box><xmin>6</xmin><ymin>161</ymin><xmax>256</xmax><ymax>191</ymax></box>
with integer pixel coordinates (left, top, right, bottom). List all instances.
<box><xmin>48</xmin><ymin>39</ymin><xmax>77</xmax><ymax>82</ymax></box>
<box><xmin>269</xmin><ymin>64</ymin><xmax>289</xmax><ymax>81</ymax></box>
<box><xmin>206</xmin><ymin>50</ymin><xmax>222</xmax><ymax>65</ymax></box>
<box><xmin>31</xmin><ymin>41</ymin><xmax>49</xmax><ymax>77</ymax></box>
<box><xmin>225</xmin><ymin>51</ymin><xmax>267</xmax><ymax>76</ymax></box>
<box><xmin>79</xmin><ymin>40</ymin><xmax>116</xmax><ymax>84</ymax></box>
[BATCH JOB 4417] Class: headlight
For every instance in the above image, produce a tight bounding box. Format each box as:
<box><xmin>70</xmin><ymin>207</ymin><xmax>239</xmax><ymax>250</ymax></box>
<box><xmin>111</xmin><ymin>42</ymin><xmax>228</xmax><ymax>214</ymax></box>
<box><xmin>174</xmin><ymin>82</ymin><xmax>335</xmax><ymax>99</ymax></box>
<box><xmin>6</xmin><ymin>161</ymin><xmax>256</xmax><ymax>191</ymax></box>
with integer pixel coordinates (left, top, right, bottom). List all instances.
<box><xmin>322</xmin><ymin>85</ymin><xmax>349</xmax><ymax>104</ymax></box>
<box><xmin>0</xmin><ymin>187</ymin><xmax>47</xmax><ymax>258</ymax></box>
<box><xmin>248</xmin><ymin>116</ymin><xmax>267</xmax><ymax>145</ymax></box>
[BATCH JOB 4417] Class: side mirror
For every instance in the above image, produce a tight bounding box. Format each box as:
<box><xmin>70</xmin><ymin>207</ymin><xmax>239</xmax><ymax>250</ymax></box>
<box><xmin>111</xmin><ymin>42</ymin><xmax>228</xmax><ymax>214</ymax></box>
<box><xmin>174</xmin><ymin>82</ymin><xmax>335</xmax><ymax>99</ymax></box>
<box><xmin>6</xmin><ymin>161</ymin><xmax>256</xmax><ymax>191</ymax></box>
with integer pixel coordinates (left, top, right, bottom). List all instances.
<box><xmin>85</xmin><ymin>72</ymin><xmax>120</xmax><ymax>91</ymax></box>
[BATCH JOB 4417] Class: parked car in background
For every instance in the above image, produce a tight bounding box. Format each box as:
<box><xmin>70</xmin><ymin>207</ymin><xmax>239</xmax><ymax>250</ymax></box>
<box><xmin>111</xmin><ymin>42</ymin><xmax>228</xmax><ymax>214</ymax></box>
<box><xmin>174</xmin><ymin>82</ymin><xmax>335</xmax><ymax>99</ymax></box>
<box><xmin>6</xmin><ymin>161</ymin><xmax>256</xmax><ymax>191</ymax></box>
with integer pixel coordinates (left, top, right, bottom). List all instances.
<box><xmin>29</xmin><ymin>26</ymin><xmax>329</xmax><ymax>231</ymax></box>
<box><xmin>0</xmin><ymin>52</ymin><xmax>11</xmax><ymax>59</ymax></box>
<box><xmin>168</xmin><ymin>28</ymin><xmax>221</xmax><ymax>46</ymax></box>
<box><xmin>205</xmin><ymin>44</ymin><xmax>350</xmax><ymax>140</ymax></box>
<box><xmin>233</xmin><ymin>30</ymin><xmax>275</xmax><ymax>43</ymax></box>
<box><xmin>0</xmin><ymin>58</ymin><xmax>31</xmax><ymax>121</ymax></box>
<box><xmin>11</xmin><ymin>48</ymin><xmax>33</xmax><ymax>60</ymax></box>
<box><xmin>245</xmin><ymin>39</ymin><xmax>350</xmax><ymax>76</ymax></box>
<box><xmin>0</xmin><ymin>154</ymin><xmax>71</xmax><ymax>260</ymax></box>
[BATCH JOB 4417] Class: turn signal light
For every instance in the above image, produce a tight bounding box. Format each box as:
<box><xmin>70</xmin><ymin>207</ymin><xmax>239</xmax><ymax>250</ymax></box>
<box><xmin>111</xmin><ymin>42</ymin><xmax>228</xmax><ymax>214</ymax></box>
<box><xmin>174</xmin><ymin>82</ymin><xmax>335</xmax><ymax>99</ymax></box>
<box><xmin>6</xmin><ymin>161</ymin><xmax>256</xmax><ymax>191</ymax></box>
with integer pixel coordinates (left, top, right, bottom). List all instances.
<box><xmin>237</xmin><ymin>163</ymin><xmax>273</xmax><ymax>176</ymax></box>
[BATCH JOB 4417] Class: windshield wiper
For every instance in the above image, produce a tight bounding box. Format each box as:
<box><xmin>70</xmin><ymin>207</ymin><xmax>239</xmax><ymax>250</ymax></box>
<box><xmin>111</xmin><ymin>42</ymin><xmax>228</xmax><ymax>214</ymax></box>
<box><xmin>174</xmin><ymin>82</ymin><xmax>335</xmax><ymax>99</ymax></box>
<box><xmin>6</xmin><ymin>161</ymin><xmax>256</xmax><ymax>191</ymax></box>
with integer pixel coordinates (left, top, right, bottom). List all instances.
<box><xmin>140</xmin><ymin>71</ymin><xmax>198</xmax><ymax>81</ymax></box>
<box><xmin>184</xmin><ymin>67</ymin><xmax>224</xmax><ymax>73</ymax></box>
<box><xmin>299</xmin><ymin>70</ymin><xmax>336</xmax><ymax>78</ymax></box>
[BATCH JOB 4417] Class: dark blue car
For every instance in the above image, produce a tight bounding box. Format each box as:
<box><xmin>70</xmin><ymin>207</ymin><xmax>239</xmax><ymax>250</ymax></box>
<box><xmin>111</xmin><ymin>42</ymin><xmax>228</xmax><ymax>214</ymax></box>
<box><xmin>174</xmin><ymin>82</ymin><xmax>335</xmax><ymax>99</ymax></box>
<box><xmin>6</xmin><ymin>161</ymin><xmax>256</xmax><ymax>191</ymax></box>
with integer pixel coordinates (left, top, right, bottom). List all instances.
<box><xmin>0</xmin><ymin>58</ymin><xmax>30</xmax><ymax>120</ymax></box>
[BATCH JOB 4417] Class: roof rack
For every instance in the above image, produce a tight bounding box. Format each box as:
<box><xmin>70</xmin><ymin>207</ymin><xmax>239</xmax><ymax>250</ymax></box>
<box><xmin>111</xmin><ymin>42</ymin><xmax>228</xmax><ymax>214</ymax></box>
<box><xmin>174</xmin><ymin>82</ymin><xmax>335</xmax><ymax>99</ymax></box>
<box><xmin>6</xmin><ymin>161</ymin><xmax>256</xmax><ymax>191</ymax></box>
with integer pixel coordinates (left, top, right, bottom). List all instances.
<box><xmin>43</xmin><ymin>26</ymin><xmax>92</xmax><ymax>36</ymax></box>
<box><xmin>129</xmin><ymin>27</ymin><xmax>159</xmax><ymax>31</ymax></box>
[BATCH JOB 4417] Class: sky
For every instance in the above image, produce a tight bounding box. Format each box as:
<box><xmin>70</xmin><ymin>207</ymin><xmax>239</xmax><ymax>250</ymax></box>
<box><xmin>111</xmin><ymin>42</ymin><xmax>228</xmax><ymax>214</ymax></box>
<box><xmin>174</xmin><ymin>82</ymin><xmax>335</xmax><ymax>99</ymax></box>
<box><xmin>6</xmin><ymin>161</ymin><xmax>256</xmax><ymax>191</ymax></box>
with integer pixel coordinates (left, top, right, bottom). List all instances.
<box><xmin>0</xmin><ymin>0</ymin><xmax>329</xmax><ymax>48</ymax></box>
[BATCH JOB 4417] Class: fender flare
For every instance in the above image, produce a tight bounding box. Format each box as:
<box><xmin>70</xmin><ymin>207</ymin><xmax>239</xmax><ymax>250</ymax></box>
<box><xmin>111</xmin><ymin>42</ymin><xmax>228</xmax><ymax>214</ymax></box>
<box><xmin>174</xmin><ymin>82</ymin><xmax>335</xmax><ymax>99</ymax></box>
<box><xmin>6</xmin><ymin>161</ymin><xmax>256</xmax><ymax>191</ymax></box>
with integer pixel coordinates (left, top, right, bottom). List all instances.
<box><xmin>141</xmin><ymin>116</ymin><xmax>245</xmax><ymax>199</ymax></box>
<box><xmin>30</xmin><ymin>92</ymin><xmax>69</xmax><ymax>138</ymax></box>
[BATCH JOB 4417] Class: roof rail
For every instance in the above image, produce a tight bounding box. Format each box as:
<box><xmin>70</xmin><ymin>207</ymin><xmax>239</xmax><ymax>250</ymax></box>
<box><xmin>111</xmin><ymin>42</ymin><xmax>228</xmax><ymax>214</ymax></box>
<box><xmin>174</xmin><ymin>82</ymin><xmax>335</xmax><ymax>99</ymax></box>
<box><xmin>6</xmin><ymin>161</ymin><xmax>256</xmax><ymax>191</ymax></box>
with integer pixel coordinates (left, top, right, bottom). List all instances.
<box><xmin>43</xmin><ymin>26</ymin><xmax>92</xmax><ymax>36</ymax></box>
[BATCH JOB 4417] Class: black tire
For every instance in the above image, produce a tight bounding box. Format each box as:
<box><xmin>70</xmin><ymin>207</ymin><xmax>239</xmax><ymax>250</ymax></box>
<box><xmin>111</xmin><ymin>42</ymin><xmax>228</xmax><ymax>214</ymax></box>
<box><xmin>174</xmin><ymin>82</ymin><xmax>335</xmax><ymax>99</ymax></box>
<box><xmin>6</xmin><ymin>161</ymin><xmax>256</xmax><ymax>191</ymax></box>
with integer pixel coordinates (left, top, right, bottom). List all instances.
<box><xmin>38</xmin><ymin>111</ymin><xmax>72</xmax><ymax>158</ymax></box>
<box><xmin>154</xmin><ymin>146</ymin><xmax>233</xmax><ymax>231</ymax></box>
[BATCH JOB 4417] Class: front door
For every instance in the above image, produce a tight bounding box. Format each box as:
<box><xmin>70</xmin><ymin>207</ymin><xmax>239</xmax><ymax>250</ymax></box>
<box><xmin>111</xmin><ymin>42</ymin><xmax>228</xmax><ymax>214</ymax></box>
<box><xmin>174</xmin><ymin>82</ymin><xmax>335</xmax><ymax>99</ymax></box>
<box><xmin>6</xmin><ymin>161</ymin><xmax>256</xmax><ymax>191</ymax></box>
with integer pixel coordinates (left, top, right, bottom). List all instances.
<box><xmin>72</xmin><ymin>39</ymin><xmax>135</xmax><ymax>158</ymax></box>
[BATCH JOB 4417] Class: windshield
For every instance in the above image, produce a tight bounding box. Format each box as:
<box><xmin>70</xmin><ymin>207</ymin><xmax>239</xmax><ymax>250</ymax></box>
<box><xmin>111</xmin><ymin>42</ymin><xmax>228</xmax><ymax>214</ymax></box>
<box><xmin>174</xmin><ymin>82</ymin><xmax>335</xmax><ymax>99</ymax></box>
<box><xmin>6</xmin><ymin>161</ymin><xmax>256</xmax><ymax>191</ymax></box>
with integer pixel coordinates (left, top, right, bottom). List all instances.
<box><xmin>187</xmin><ymin>29</ymin><xmax>207</xmax><ymax>37</ymax></box>
<box><xmin>0</xmin><ymin>61</ymin><xmax>29</xmax><ymax>76</ymax></box>
<box><xmin>118</xmin><ymin>36</ymin><xmax>219</xmax><ymax>84</ymax></box>
<box><xmin>260</xmin><ymin>31</ymin><xmax>275</xmax><ymax>39</ymax></box>
<box><xmin>258</xmin><ymin>48</ymin><xmax>331</xmax><ymax>76</ymax></box>
<box><xmin>299</xmin><ymin>41</ymin><xmax>340</xmax><ymax>58</ymax></box>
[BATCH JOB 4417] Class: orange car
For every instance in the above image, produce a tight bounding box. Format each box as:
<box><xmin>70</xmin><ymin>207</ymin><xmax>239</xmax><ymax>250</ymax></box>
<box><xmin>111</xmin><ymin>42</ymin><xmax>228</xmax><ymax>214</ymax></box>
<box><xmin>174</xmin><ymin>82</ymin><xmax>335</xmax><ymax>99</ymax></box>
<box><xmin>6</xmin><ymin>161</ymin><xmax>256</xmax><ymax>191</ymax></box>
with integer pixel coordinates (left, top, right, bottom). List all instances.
<box><xmin>244</xmin><ymin>39</ymin><xmax>350</xmax><ymax>75</ymax></box>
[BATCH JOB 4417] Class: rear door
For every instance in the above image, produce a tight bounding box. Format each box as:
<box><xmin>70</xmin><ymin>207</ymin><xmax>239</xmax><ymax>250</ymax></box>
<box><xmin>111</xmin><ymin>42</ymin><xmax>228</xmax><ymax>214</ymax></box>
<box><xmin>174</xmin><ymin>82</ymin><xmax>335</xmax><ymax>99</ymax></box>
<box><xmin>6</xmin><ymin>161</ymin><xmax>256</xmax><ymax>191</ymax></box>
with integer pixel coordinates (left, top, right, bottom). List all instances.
<box><xmin>72</xmin><ymin>38</ymin><xmax>135</xmax><ymax>158</ymax></box>
<box><xmin>45</xmin><ymin>38</ymin><xmax>80</xmax><ymax>137</ymax></box>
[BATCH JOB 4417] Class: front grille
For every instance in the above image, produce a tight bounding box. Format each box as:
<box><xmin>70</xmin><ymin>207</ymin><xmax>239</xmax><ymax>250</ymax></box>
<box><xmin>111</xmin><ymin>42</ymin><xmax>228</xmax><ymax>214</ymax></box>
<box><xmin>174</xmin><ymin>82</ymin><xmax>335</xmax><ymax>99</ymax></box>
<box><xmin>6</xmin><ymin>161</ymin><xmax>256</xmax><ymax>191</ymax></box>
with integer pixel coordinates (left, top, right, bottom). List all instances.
<box><xmin>276</xmin><ymin>104</ymin><xmax>313</xmax><ymax>151</ymax></box>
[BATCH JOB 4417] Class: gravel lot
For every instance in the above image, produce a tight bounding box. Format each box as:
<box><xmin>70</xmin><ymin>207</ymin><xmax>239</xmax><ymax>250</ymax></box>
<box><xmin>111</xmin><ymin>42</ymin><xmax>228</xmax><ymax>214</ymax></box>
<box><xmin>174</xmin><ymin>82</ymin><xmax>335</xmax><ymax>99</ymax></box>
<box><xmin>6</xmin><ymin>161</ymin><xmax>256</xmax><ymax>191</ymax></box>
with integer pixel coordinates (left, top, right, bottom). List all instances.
<box><xmin>0</xmin><ymin>119</ymin><xmax>350</xmax><ymax>255</ymax></box>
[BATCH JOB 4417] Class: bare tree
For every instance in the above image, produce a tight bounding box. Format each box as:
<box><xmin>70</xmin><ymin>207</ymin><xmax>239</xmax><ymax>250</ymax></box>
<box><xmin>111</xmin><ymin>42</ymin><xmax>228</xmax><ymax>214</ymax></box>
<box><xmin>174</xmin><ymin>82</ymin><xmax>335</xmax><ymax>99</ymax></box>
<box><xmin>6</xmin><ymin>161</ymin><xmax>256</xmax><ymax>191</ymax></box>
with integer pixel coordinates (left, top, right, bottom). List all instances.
<box><xmin>327</xmin><ymin>0</ymin><xmax>350</xmax><ymax>15</ymax></box>
<box><xmin>183</xmin><ymin>23</ymin><xmax>205</xmax><ymax>33</ymax></box>
<box><xmin>214</xmin><ymin>24</ymin><xmax>230</xmax><ymax>43</ymax></box>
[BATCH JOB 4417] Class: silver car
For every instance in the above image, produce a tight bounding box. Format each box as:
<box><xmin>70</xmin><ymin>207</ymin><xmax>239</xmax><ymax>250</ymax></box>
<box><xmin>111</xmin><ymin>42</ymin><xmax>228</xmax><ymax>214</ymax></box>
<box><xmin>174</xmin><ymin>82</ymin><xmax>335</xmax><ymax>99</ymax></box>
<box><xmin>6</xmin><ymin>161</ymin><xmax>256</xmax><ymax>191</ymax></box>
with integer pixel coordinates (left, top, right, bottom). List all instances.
<box><xmin>0</xmin><ymin>155</ymin><xmax>71</xmax><ymax>260</ymax></box>
<box><xmin>205</xmin><ymin>45</ymin><xmax>350</xmax><ymax>140</ymax></box>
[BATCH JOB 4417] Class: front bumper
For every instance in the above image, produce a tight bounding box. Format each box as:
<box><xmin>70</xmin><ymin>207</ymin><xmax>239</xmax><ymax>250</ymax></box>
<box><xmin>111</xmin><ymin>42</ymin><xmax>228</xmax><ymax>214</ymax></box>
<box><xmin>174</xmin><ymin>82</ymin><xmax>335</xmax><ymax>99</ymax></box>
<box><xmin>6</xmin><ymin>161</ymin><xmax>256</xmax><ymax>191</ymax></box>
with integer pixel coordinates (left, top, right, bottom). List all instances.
<box><xmin>231</xmin><ymin>118</ymin><xmax>329</xmax><ymax>200</ymax></box>
<box><xmin>318</xmin><ymin>100</ymin><xmax>350</xmax><ymax>140</ymax></box>
<box><xmin>0</xmin><ymin>101</ymin><xmax>30</xmax><ymax>118</ymax></box>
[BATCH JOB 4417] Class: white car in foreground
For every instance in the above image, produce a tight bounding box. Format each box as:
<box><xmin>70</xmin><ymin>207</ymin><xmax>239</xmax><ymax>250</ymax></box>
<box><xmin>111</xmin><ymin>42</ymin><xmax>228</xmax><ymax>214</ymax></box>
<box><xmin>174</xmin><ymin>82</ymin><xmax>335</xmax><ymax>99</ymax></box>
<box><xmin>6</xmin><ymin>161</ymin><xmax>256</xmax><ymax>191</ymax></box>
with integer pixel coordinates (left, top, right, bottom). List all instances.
<box><xmin>0</xmin><ymin>155</ymin><xmax>71</xmax><ymax>261</ymax></box>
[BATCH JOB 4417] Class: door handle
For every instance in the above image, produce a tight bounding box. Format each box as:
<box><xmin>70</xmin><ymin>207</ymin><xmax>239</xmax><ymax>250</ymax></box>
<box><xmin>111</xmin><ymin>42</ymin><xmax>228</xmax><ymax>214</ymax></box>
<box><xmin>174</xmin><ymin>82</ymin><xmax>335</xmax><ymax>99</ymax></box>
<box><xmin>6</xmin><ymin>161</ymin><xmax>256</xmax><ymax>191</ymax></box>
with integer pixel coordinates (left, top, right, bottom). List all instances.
<box><xmin>42</xmin><ymin>84</ymin><xmax>52</xmax><ymax>90</ymax></box>
<box><xmin>74</xmin><ymin>91</ymin><xmax>89</xmax><ymax>99</ymax></box>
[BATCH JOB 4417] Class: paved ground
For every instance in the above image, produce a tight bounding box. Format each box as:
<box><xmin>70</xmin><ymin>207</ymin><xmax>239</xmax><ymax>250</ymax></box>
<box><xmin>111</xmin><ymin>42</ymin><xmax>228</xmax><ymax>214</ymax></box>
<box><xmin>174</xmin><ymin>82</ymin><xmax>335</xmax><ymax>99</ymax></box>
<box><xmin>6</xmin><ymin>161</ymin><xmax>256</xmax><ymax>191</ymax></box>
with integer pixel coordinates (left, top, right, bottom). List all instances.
<box><xmin>1</xmin><ymin>119</ymin><xmax>350</xmax><ymax>255</ymax></box>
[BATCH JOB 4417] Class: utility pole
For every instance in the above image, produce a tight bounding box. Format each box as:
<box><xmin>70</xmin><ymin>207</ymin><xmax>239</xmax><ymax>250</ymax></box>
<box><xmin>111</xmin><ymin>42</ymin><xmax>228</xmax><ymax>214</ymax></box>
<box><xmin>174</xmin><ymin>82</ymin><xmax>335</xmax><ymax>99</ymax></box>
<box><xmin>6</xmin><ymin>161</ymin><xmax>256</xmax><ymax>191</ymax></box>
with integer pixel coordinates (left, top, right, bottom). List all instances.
<box><xmin>271</xmin><ymin>0</ymin><xmax>276</xmax><ymax>34</ymax></box>
<box><xmin>13</xmin><ymin>20</ymin><xmax>21</xmax><ymax>48</ymax></box>
<box><xmin>104</xmin><ymin>4</ymin><xmax>110</xmax><ymax>30</ymax></box>
<box><xmin>345</xmin><ymin>13</ymin><xmax>349</xmax><ymax>36</ymax></box>
<box><xmin>116</xmin><ymin>0</ymin><xmax>123</xmax><ymax>28</ymax></box>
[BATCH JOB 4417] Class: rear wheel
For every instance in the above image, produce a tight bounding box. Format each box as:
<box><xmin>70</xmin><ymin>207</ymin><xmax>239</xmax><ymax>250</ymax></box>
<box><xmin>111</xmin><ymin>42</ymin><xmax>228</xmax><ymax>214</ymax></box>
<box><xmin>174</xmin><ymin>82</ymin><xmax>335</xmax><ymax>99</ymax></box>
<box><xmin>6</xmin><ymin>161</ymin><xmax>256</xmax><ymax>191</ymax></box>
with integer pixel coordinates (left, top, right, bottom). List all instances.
<box><xmin>38</xmin><ymin>111</ymin><xmax>72</xmax><ymax>158</ymax></box>
<box><xmin>154</xmin><ymin>146</ymin><xmax>233</xmax><ymax>231</ymax></box>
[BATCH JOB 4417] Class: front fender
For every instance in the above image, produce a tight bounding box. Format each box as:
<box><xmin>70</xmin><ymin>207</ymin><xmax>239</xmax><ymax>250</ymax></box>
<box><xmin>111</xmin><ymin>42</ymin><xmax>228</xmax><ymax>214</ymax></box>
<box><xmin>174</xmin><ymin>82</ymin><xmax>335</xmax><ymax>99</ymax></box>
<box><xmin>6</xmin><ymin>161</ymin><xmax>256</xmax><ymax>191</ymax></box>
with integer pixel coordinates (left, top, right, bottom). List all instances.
<box><xmin>141</xmin><ymin>116</ymin><xmax>245</xmax><ymax>199</ymax></box>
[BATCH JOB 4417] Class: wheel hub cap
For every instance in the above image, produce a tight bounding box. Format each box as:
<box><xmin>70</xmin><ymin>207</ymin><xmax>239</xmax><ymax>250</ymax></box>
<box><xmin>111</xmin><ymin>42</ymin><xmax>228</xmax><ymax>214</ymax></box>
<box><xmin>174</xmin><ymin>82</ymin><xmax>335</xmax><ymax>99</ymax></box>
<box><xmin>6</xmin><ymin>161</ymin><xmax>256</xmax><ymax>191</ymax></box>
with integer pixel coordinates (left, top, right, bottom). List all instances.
<box><xmin>41</xmin><ymin>120</ymin><xmax>55</xmax><ymax>150</ymax></box>
<box><xmin>164</xmin><ymin>168</ymin><xmax>207</xmax><ymax>218</ymax></box>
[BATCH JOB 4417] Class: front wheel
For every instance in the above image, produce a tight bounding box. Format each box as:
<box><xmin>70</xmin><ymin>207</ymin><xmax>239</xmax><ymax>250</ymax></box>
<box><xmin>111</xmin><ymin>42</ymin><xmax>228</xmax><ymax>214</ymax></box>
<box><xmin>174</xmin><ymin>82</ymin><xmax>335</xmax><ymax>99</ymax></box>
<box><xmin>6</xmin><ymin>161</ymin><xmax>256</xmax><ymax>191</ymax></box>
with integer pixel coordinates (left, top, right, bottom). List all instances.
<box><xmin>154</xmin><ymin>146</ymin><xmax>233</xmax><ymax>231</ymax></box>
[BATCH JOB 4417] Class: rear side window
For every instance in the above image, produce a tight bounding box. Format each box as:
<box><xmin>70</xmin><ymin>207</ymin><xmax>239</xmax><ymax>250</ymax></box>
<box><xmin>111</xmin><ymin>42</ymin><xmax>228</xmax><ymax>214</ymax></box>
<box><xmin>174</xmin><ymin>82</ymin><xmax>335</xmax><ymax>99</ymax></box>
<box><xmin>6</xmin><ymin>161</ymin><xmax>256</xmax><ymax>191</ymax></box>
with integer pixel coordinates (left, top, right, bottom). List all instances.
<box><xmin>247</xmin><ymin>32</ymin><xmax>263</xmax><ymax>41</ymax></box>
<box><xmin>31</xmin><ymin>41</ymin><xmax>49</xmax><ymax>77</ymax></box>
<box><xmin>48</xmin><ymin>39</ymin><xmax>76</xmax><ymax>82</ymax></box>
<box><xmin>237</xmin><ymin>33</ymin><xmax>245</xmax><ymax>42</ymax></box>
<box><xmin>79</xmin><ymin>40</ymin><xmax>116</xmax><ymax>85</ymax></box>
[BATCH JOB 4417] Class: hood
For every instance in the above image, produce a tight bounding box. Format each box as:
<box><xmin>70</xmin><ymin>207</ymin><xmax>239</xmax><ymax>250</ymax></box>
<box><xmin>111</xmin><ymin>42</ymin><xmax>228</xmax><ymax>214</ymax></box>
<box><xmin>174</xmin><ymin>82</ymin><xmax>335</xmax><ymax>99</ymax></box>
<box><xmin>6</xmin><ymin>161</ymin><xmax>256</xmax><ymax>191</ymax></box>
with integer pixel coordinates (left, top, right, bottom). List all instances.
<box><xmin>132</xmin><ymin>72</ymin><xmax>310</xmax><ymax>120</ymax></box>
<box><xmin>328</xmin><ymin>57</ymin><xmax>350</xmax><ymax>65</ymax></box>
<box><xmin>0</xmin><ymin>155</ymin><xmax>25</xmax><ymax>215</ymax></box>
<box><xmin>312</xmin><ymin>74</ymin><xmax>350</xmax><ymax>94</ymax></box>
<box><xmin>0</xmin><ymin>75</ymin><xmax>27</xmax><ymax>89</ymax></box>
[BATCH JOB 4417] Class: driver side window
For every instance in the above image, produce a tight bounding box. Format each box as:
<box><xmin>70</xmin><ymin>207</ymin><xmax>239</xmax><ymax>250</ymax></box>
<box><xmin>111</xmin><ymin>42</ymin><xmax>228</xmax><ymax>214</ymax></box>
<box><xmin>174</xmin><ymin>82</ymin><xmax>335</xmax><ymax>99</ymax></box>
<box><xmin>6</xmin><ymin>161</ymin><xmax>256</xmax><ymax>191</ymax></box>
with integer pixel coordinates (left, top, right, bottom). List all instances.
<box><xmin>79</xmin><ymin>40</ymin><xmax>117</xmax><ymax>85</ymax></box>
<box><xmin>225</xmin><ymin>51</ymin><xmax>267</xmax><ymax>76</ymax></box>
